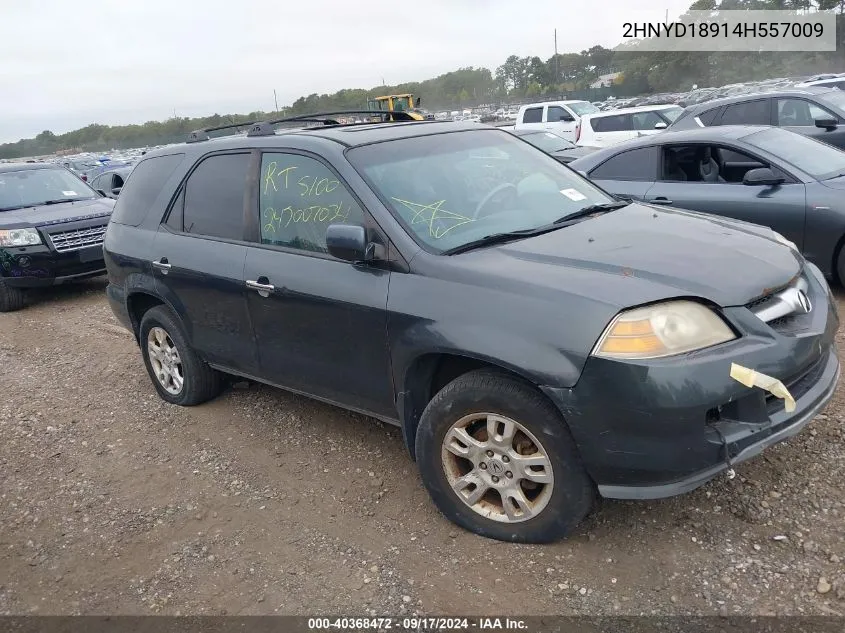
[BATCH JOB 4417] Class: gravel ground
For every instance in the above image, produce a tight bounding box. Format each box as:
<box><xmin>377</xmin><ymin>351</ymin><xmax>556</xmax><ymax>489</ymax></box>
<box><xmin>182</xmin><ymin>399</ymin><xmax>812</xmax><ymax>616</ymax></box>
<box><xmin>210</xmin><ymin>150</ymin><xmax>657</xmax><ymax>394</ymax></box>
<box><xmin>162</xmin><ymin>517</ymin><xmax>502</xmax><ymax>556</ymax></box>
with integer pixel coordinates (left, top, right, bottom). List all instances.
<box><xmin>0</xmin><ymin>277</ymin><xmax>843</xmax><ymax>617</ymax></box>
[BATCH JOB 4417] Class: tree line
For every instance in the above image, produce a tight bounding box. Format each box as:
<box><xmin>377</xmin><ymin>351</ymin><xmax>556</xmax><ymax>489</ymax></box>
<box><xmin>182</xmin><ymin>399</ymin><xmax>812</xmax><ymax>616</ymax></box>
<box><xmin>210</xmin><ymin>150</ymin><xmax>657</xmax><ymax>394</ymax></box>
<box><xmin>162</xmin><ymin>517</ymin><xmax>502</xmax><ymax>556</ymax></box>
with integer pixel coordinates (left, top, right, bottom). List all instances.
<box><xmin>2</xmin><ymin>0</ymin><xmax>843</xmax><ymax>159</ymax></box>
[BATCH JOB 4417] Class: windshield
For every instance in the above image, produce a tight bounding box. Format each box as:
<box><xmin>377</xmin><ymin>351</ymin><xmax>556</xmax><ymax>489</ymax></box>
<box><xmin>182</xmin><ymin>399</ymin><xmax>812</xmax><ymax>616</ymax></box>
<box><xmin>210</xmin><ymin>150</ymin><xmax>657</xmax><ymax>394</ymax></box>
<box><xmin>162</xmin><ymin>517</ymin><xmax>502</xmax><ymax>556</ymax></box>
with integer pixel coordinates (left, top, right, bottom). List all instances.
<box><xmin>518</xmin><ymin>131</ymin><xmax>577</xmax><ymax>152</ymax></box>
<box><xmin>0</xmin><ymin>168</ymin><xmax>97</xmax><ymax>211</ymax></box>
<box><xmin>567</xmin><ymin>101</ymin><xmax>599</xmax><ymax>116</ymax></box>
<box><xmin>743</xmin><ymin>127</ymin><xmax>845</xmax><ymax>181</ymax></box>
<box><xmin>347</xmin><ymin>129</ymin><xmax>613</xmax><ymax>253</ymax></box>
<box><xmin>818</xmin><ymin>89</ymin><xmax>845</xmax><ymax>112</ymax></box>
<box><xmin>660</xmin><ymin>106</ymin><xmax>684</xmax><ymax>123</ymax></box>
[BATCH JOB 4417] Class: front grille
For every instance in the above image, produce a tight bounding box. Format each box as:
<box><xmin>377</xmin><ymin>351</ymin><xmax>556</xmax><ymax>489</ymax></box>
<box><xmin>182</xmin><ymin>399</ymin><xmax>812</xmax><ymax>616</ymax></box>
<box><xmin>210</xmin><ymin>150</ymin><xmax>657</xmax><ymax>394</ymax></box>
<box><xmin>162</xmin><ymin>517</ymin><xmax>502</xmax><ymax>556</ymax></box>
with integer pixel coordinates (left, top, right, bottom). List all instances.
<box><xmin>765</xmin><ymin>353</ymin><xmax>827</xmax><ymax>414</ymax></box>
<box><xmin>48</xmin><ymin>224</ymin><xmax>108</xmax><ymax>253</ymax></box>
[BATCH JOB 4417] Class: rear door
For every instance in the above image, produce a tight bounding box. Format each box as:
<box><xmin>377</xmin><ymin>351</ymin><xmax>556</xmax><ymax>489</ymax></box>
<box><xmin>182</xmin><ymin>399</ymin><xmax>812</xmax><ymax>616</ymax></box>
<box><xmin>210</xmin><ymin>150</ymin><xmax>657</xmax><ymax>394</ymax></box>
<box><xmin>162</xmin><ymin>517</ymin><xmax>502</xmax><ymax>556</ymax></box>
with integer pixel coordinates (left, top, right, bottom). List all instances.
<box><xmin>774</xmin><ymin>97</ymin><xmax>845</xmax><ymax>151</ymax></box>
<box><xmin>715</xmin><ymin>98</ymin><xmax>773</xmax><ymax>126</ymax></box>
<box><xmin>151</xmin><ymin>151</ymin><xmax>258</xmax><ymax>374</ymax></box>
<box><xmin>585</xmin><ymin>146</ymin><xmax>659</xmax><ymax>201</ymax></box>
<box><xmin>517</xmin><ymin>106</ymin><xmax>544</xmax><ymax>131</ymax></box>
<box><xmin>242</xmin><ymin>150</ymin><xmax>395</xmax><ymax>418</ymax></box>
<box><xmin>585</xmin><ymin>113</ymin><xmax>633</xmax><ymax>147</ymax></box>
<box><xmin>644</xmin><ymin>143</ymin><xmax>807</xmax><ymax>248</ymax></box>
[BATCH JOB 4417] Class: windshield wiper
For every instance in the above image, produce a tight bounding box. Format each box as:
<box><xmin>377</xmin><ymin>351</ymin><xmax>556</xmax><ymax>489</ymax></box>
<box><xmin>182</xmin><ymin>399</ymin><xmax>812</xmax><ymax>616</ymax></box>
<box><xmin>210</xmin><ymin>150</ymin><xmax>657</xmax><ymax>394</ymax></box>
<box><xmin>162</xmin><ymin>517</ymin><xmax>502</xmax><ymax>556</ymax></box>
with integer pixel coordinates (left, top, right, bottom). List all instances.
<box><xmin>443</xmin><ymin>201</ymin><xmax>631</xmax><ymax>256</ymax></box>
<box><xmin>41</xmin><ymin>198</ymin><xmax>82</xmax><ymax>205</ymax></box>
<box><xmin>553</xmin><ymin>200</ymin><xmax>631</xmax><ymax>224</ymax></box>
<box><xmin>443</xmin><ymin>225</ymin><xmax>564</xmax><ymax>255</ymax></box>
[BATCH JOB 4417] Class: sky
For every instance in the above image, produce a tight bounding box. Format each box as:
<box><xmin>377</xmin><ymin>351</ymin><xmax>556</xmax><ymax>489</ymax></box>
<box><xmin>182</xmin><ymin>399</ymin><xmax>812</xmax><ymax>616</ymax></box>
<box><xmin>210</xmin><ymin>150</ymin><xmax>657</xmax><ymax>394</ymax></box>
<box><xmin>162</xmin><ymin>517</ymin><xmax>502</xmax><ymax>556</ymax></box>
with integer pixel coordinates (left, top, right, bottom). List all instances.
<box><xmin>0</xmin><ymin>0</ymin><xmax>692</xmax><ymax>143</ymax></box>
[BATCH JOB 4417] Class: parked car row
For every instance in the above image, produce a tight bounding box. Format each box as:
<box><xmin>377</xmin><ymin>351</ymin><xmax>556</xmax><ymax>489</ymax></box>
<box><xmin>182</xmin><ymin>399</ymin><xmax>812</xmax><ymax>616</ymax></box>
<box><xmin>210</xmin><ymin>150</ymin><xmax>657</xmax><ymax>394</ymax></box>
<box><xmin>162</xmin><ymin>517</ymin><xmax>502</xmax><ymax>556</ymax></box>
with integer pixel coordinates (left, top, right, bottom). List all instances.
<box><xmin>512</xmin><ymin>100</ymin><xmax>684</xmax><ymax>149</ymax></box>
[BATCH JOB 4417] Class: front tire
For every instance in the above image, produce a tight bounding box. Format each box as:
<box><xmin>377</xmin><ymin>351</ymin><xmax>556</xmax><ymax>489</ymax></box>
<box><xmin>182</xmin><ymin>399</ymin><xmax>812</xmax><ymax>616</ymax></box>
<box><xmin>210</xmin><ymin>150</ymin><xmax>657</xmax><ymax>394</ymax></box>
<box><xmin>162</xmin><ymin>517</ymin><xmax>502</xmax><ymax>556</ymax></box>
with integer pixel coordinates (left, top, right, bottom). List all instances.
<box><xmin>139</xmin><ymin>306</ymin><xmax>223</xmax><ymax>406</ymax></box>
<box><xmin>0</xmin><ymin>279</ymin><xmax>25</xmax><ymax>313</ymax></box>
<box><xmin>415</xmin><ymin>369</ymin><xmax>595</xmax><ymax>543</ymax></box>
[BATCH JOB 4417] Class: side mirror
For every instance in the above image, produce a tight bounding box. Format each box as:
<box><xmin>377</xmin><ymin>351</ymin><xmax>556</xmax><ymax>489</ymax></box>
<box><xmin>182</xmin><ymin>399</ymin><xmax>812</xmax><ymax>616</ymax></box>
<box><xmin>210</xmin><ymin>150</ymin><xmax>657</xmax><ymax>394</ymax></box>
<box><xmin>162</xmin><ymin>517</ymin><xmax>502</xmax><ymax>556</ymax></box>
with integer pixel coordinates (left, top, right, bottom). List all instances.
<box><xmin>743</xmin><ymin>167</ymin><xmax>784</xmax><ymax>186</ymax></box>
<box><xmin>654</xmin><ymin>121</ymin><xmax>668</xmax><ymax>130</ymax></box>
<box><xmin>559</xmin><ymin>114</ymin><xmax>574</xmax><ymax>122</ymax></box>
<box><xmin>415</xmin><ymin>97</ymin><xmax>421</xmax><ymax>107</ymax></box>
<box><xmin>815</xmin><ymin>117</ymin><xmax>837</xmax><ymax>129</ymax></box>
<box><xmin>326</xmin><ymin>224</ymin><xmax>369</xmax><ymax>262</ymax></box>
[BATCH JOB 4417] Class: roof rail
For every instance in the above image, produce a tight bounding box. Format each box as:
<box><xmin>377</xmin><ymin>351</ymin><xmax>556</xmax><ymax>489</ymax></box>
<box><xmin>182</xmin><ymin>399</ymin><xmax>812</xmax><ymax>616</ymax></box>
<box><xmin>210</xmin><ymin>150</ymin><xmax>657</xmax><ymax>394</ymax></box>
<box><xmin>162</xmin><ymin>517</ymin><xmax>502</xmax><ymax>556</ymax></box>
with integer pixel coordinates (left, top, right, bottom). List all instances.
<box><xmin>185</xmin><ymin>110</ymin><xmax>417</xmax><ymax>143</ymax></box>
<box><xmin>186</xmin><ymin>119</ymin><xmax>259</xmax><ymax>143</ymax></box>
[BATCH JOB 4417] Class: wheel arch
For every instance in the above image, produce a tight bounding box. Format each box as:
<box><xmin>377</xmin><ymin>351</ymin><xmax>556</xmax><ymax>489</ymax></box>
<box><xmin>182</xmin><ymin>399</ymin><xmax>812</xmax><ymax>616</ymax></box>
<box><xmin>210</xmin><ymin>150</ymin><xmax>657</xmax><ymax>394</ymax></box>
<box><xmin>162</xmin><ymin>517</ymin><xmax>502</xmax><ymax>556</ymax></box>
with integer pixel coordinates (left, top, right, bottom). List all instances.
<box><xmin>398</xmin><ymin>352</ymin><xmax>562</xmax><ymax>461</ymax></box>
<box><xmin>126</xmin><ymin>290</ymin><xmax>190</xmax><ymax>344</ymax></box>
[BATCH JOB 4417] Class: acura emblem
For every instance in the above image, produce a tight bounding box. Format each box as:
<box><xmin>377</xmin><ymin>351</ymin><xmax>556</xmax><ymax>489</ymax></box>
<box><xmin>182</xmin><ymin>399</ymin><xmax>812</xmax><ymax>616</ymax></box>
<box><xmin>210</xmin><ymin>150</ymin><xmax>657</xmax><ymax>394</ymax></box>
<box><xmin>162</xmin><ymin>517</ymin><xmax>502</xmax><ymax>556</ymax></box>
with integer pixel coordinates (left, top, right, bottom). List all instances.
<box><xmin>796</xmin><ymin>290</ymin><xmax>812</xmax><ymax>314</ymax></box>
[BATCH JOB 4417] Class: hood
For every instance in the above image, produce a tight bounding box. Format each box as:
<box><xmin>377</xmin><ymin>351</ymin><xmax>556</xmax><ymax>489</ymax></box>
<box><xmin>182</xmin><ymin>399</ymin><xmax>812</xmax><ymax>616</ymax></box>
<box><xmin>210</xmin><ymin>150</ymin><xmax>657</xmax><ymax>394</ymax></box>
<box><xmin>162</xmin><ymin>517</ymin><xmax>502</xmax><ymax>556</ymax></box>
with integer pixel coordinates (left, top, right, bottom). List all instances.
<box><xmin>448</xmin><ymin>203</ymin><xmax>801</xmax><ymax>309</ymax></box>
<box><xmin>0</xmin><ymin>197</ymin><xmax>115</xmax><ymax>228</ymax></box>
<box><xmin>554</xmin><ymin>146</ymin><xmax>596</xmax><ymax>163</ymax></box>
<box><xmin>821</xmin><ymin>175</ymin><xmax>845</xmax><ymax>191</ymax></box>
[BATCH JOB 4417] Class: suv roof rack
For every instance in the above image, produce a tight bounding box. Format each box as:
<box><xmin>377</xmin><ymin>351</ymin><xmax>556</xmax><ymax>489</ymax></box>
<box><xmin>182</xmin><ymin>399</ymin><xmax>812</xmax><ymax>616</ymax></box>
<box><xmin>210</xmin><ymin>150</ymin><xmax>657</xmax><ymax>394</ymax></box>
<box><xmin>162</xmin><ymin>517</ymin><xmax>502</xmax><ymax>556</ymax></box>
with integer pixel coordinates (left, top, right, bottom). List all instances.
<box><xmin>186</xmin><ymin>110</ymin><xmax>418</xmax><ymax>143</ymax></box>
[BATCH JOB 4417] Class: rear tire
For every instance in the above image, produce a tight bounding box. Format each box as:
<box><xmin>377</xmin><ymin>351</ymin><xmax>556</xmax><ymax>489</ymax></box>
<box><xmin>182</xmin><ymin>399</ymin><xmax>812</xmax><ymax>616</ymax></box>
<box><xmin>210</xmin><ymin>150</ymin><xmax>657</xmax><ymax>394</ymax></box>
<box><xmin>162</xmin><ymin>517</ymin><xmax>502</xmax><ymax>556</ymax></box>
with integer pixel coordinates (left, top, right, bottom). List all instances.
<box><xmin>415</xmin><ymin>369</ymin><xmax>595</xmax><ymax>543</ymax></box>
<box><xmin>139</xmin><ymin>306</ymin><xmax>223</xmax><ymax>406</ymax></box>
<box><xmin>0</xmin><ymin>279</ymin><xmax>25</xmax><ymax>312</ymax></box>
<box><xmin>836</xmin><ymin>245</ymin><xmax>845</xmax><ymax>288</ymax></box>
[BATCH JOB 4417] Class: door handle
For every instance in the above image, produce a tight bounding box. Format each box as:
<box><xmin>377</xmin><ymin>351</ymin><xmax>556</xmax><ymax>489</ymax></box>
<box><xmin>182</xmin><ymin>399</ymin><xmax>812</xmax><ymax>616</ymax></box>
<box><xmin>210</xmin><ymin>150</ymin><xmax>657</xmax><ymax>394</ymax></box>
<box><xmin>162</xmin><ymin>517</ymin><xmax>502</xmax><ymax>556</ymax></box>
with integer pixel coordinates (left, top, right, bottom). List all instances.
<box><xmin>152</xmin><ymin>258</ymin><xmax>171</xmax><ymax>274</ymax></box>
<box><xmin>246</xmin><ymin>278</ymin><xmax>275</xmax><ymax>297</ymax></box>
<box><xmin>649</xmin><ymin>198</ymin><xmax>673</xmax><ymax>205</ymax></box>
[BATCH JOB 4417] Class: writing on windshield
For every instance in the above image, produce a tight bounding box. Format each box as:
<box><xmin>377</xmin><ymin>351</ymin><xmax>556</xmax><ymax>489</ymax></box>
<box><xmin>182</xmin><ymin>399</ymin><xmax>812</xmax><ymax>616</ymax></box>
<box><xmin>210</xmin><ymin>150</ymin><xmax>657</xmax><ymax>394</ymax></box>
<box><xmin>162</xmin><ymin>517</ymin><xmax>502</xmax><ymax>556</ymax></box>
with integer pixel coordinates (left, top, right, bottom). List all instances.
<box><xmin>347</xmin><ymin>129</ymin><xmax>612</xmax><ymax>253</ymax></box>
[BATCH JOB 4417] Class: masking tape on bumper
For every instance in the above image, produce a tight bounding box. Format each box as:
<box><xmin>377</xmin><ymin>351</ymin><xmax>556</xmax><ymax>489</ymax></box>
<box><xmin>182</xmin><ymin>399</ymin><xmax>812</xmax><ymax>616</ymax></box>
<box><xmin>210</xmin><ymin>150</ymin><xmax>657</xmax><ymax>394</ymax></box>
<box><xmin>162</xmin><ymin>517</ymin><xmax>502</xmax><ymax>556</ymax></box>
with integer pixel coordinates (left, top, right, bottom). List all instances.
<box><xmin>729</xmin><ymin>363</ymin><xmax>796</xmax><ymax>413</ymax></box>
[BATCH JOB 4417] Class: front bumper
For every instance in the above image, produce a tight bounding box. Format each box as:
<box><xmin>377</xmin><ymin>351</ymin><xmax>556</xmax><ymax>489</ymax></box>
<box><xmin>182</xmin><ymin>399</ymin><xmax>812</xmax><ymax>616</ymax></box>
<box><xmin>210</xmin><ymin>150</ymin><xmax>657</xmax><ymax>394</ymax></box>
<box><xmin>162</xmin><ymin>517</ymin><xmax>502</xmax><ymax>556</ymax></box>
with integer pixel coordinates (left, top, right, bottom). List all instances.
<box><xmin>543</xmin><ymin>263</ymin><xmax>841</xmax><ymax>500</ymax></box>
<box><xmin>1</xmin><ymin>243</ymin><xmax>105</xmax><ymax>287</ymax></box>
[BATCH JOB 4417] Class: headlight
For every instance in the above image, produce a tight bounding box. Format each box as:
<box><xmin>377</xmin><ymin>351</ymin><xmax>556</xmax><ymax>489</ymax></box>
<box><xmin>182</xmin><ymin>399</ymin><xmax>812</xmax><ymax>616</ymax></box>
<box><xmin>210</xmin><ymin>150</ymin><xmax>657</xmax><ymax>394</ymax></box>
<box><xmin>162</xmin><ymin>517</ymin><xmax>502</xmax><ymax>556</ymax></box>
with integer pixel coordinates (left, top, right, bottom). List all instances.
<box><xmin>772</xmin><ymin>231</ymin><xmax>798</xmax><ymax>253</ymax></box>
<box><xmin>0</xmin><ymin>227</ymin><xmax>42</xmax><ymax>247</ymax></box>
<box><xmin>592</xmin><ymin>300</ymin><xmax>736</xmax><ymax>360</ymax></box>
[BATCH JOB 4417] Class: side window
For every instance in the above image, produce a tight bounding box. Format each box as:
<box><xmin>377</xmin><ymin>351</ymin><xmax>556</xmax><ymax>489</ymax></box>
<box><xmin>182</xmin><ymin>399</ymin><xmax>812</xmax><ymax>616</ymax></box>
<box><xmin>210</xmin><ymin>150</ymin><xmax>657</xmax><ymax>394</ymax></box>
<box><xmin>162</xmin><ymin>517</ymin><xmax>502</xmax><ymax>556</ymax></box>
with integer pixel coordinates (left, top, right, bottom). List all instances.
<box><xmin>522</xmin><ymin>108</ymin><xmax>543</xmax><ymax>124</ymax></box>
<box><xmin>697</xmin><ymin>108</ymin><xmax>721</xmax><ymax>126</ymax></box>
<box><xmin>589</xmin><ymin>147</ymin><xmax>658</xmax><ymax>181</ymax></box>
<box><xmin>776</xmin><ymin>98</ymin><xmax>835</xmax><ymax>126</ymax></box>
<box><xmin>660</xmin><ymin>144</ymin><xmax>767</xmax><ymax>183</ymax></box>
<box><xmin>165</xmin><ymin>188</ymin><xmax>185</xmax><ymax>231</ymax></box>
<box><xmin>111</xmin><ymin>153</ymin><xmax>185</xmax><ymax>226</ymax></box>
<box><xmin>546</xmin><ymin>106</ymin><xmax>571</xmax><ymax>122</ymax></box>
<box><xmin>183</xmin><ymin>153</ymin><xmax>250</xmax><ymax>240</ymax></box>
<box><xmin>632</xmin><ymin>111</ymin><xmax>664</xmax><ymax>131</ymax></box>
<box><xmin>591</xmin><ymin>114</ymin><xmax>630</xmax><ymax>133</ymax></box>
<box><xmin>259</xmin><ymin>153</ymin><xmax>365</xmax><ymax>255</ymax></box>
<box><xmin>720</xmin><ymin>99</ymin><xmax>770</xmax><ymax>125</ymax></box>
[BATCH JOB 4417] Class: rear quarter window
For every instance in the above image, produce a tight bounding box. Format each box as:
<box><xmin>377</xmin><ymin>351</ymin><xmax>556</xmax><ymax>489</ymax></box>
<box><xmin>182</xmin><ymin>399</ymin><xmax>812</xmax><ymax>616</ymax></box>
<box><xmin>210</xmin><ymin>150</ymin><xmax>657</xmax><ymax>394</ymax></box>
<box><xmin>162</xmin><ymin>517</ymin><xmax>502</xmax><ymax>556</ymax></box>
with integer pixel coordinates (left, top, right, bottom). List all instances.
<box><xmin>110</xmin><ymin>153</ymin><xmax>185</xmax><ymax>226</ymax></box>
<box><xmin>698</xmin><ymin>107</ymin><xmax>721</xmax><ymax>126</ymax></box>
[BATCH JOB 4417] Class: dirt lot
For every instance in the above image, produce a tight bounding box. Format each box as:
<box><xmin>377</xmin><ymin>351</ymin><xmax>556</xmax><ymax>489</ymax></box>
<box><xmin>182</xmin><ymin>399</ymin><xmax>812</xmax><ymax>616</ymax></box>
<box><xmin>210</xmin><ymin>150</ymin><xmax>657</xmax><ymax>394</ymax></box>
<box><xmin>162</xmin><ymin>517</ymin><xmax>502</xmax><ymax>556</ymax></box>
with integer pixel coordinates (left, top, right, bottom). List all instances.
<box><xmin>1</xmin><ymin>277</ymin><xmax>844</xmax><ymax>617</ymax></box>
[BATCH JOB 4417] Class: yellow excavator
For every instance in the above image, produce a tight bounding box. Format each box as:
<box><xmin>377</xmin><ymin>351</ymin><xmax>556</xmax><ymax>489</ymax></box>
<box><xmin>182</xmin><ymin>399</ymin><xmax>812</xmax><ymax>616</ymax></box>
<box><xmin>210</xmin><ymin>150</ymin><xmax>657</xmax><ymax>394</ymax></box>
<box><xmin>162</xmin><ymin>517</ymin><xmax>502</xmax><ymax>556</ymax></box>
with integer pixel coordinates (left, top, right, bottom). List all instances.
<box><xmin>366</xmin><ymin>94</ymin><xmax>432</xmax><ymax>121</ymax></box>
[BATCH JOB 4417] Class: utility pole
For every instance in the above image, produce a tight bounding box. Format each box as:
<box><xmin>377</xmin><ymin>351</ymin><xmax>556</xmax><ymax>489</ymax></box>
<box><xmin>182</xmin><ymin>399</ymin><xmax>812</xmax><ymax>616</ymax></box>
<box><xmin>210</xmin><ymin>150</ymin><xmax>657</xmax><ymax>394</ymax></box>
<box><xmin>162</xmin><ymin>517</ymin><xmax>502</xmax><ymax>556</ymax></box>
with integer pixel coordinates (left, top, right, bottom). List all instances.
<box><xmin>554</xmin><ymin>28</ymin><xmax>559</xmax><ymax>87</ymax></box>
<box><xmin>273</xmin><ymin>89</ymin><xmax>279</xmax><ymax>113</ymax></box>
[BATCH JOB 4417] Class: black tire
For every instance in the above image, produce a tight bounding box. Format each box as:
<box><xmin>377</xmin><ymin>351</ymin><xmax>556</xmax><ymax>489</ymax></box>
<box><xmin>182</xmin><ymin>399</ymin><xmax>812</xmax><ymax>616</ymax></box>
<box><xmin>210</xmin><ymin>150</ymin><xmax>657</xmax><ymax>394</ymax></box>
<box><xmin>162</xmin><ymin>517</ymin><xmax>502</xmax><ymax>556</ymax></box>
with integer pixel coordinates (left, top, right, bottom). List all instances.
<box><xmin>0</xmin><ymin>279</ymin><xmax>26</xmax><ymax>313</ymax></box>
<box><xmin>415</xmin><ymin>369</ymin><xmax>595</xmax><ymax>543</ymax></box>
<box><xmin>139</xmin><ymin>305</ymin><xmax>223</xmax><ymax>406</ymax></box>
<box><xmin>836</xmin><ymin>245</ymin><xmax>845</xmax><ymax>288</ymax></box>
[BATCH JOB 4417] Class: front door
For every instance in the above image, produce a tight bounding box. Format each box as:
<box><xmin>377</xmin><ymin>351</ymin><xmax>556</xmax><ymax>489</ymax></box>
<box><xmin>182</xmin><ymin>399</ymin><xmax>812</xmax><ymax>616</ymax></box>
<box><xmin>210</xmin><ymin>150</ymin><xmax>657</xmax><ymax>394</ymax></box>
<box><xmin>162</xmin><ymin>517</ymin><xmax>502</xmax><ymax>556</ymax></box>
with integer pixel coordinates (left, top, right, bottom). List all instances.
<box><xmin>775</xmin><ymin>97</ymin><xmax>845</xmax><ymax>151</ymax></box>
<box><xmin>151</xmin><ymin>151</ymin><xmax>258</xmax><ymax>374</ymax></box>
<box><xmin>243</xmin><ymin>150</ymin><xmax>395</xmax><ymax>418</ymax></box>
<box><xmin>545</xmin><ymin>105</ymin><xmax>577</xmax><ymax>141</ymax></box>
<box><xmin>645</xmin><ymin>144</ymin><xmax>806</xmax><ymax>249</ymax></box>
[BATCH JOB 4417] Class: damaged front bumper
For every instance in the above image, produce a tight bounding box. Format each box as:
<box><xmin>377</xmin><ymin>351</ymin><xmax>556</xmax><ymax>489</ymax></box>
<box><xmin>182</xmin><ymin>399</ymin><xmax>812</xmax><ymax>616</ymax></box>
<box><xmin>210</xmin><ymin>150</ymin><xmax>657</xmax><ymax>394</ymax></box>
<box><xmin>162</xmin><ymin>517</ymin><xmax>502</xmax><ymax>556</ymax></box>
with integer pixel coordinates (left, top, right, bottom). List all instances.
<box><xmin>542</xmin><ymin>262</ymin><xmax>841</xmax><ymax>500</ymax></box>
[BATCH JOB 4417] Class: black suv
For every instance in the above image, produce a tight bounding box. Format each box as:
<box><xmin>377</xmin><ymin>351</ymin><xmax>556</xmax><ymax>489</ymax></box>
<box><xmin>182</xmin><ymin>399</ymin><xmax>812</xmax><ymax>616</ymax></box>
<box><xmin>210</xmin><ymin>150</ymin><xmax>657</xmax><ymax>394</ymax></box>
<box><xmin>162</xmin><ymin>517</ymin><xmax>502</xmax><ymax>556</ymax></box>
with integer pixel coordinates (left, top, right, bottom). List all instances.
<box><xmin>0</xmin><ymin>163</ymin><xmax>115</xmax><ymax>311</ymax></box>
<box><xmin>103</xmin><ymin>112</ymin><xmax>839</xmax><ymax>543</ymax></box>
<box><xmin>669</xmin><ymin>87</ymin><xmax>845</xmax><ymax>150</ymax></box>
